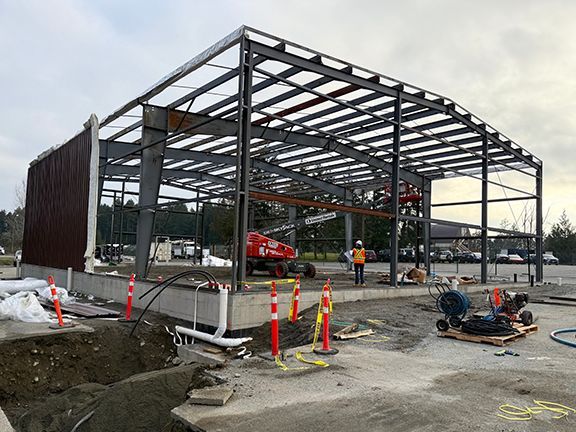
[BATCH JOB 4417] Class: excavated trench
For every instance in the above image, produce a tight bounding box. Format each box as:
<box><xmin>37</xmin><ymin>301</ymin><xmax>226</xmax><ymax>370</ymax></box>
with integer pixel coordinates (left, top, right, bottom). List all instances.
<box><xmin>0</xmin><ymin>311</ymin><xmax>214</xmax><ymax>432</ymax></box>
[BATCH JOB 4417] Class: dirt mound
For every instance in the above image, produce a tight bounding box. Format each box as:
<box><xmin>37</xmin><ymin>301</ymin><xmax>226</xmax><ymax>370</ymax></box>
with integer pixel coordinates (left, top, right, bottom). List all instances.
<box><xmin>247</xmin><ymin>305</ymin><xmax>320</xmax><ymax>354</ymax></box>
<box><xmin>0</xmin><ymin>315</ymin><xmax>184</xmax><ymax>421</ymax></box>
<box><xmin>15</xmin><ymin>365</ymin><xmax>215</xmax><ymax>432</ymax></box>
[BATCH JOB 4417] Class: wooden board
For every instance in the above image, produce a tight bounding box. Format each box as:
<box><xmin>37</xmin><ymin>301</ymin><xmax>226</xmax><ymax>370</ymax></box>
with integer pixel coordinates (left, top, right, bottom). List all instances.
<box><xmin>335</xmin><ymin>329</ymin><xmax>375</xmax><ymax>340</ymax></box>
<box><xmin>437</xmin><ymin>323</ymin><xmax>539</xmax><ymax>347</ymax></box>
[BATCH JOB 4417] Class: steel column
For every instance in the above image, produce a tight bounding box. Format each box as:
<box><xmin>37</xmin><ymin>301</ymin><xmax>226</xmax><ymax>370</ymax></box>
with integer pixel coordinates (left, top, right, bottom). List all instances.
<box><xmin>345</xmin><ymin>190</ymin><xmax>353</xmax><ymax>271</ymax></box>
<box><xmin>288</xmin><ymin>205</ymin><xmax>297</xmax><ymax>250</ymax></box>
<box><xmin>135</xmin><ymin>105</ymin><xmax>168</xmax><ymax>278</ymax></box>
<box><xmin>422</xmin><ymin>181</ymin><xmax>431</xmax><ymax>274</ymax></box>
<box><xmin>231</xmin><ymin>39</ymin><xmax>254</xmax><ymax>292</ymax></box>
<box><xmin>481</xmin><ymin>135</ymin><xmax>489</xmax><ymax>283</ymax></box>
<box><xmin>390</xmin><ymin>96</ymin><xmax>402</xmax><ymax>286</ymax></box>
<box><xmin>535</xmin><ymin>167</ymin><xmax>543</xmax><ymax>282</ymax></box>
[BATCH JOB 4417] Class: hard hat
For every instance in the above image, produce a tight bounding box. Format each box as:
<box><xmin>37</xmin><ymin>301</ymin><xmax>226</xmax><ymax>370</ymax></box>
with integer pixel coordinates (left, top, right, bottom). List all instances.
<box><xmin>355</xmin><ymin>240</ymin><xmax>362</xmax><ymax>247</ymax></box>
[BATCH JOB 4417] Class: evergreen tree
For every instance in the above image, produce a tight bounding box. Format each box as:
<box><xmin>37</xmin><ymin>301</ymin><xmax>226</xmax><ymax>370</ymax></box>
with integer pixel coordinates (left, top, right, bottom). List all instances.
<box><xmin>545</xmin><ymin>210</ymin><xmax>576</xmax><ymax>264</ymax></box>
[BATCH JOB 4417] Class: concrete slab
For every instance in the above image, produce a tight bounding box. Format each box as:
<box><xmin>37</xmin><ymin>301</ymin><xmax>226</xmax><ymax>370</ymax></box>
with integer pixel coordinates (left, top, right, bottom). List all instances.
<box><xmin>0</xmin><ymin>406</ymin><xmax>14</xmax><ymax>432</ymax></box>
<box><xmin>177</xmin><ymin>344</ymin><xmax>226</xmax><ymax>366</ymax></box>
<box><xmin>0</xmin><ymin>320</ymin><xmax>93</xmax><ymax>343</ymax></box>
<box><xmin>171</xmin><ymin>403</ymin><xmax>212</xmax><ymax>431</ymax></box>
<box><xmin>187</xmin><ymin>387</ymin><xmax>234</xmax><ymax>406</ymax></box>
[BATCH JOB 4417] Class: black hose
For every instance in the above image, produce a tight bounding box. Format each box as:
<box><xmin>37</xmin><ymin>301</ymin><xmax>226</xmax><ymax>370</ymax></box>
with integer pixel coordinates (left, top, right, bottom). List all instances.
<box><xmin>129</xmin><ymin>270</ymin><xmax>217</xmax><ymax>337</ymax></box>
<box><xmin>428</xmin><ymin>282</ymin><xmax>450</xmax><ymax>302</ymax></box>
<box><xmin>461</xmin><ymin>318</ymin><xmax>518</xmax><ymax>336</ymax></box>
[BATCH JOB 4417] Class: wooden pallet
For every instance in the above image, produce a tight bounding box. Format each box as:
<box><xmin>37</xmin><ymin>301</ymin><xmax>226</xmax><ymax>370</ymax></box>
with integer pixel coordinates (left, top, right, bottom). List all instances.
<box><xmin>437</xmin><ymin>323</ymin><xmax>539</xmax><ymax>347</ymax></box>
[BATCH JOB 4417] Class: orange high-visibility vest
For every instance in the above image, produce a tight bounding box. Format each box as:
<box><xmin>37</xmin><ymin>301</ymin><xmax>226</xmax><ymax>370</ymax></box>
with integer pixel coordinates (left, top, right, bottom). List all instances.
<box><xmin>353</xmin><ymin>248</ymin><xmax>366</xmax><ymax>264</ymax></box>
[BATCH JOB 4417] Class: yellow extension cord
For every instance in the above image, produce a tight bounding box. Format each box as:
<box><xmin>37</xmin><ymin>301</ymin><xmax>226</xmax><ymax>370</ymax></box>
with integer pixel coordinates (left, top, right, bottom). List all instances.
<box><xmin>498</xmin><ymin>400</ymin><xmax>576</xmax><ymax>421</ymax></box>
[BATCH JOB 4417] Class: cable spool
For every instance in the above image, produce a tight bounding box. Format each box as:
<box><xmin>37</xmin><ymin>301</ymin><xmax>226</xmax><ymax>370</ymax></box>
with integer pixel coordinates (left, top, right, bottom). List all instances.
<box><xmin>436</xmin><ymin>290</ymin><xmax>470</xmax><ymax>318</ymax></box>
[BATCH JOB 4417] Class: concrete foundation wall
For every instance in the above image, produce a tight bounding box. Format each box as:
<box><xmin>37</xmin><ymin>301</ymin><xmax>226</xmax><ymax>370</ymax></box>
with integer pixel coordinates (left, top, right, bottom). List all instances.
<box><xmin>22</xmin><ymin>264</ymin><xmax>222</xmax><ymax>328</ymax></box>
<box><xmin>23</xmin><ymin>264</ymin><xmax>526</xmax><ymax>332</ymax></box>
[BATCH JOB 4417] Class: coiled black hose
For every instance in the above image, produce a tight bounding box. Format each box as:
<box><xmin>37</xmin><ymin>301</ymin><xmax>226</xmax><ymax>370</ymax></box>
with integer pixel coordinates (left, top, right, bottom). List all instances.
<box><xmin>461</xmin><ymin>318</ymin><xmax>518</xmax><ymax>337</ymax></box>
<box><xmin>129</xmin><ymin>270</ymin><xmax>218</xmax><ymax>337</ymax></box>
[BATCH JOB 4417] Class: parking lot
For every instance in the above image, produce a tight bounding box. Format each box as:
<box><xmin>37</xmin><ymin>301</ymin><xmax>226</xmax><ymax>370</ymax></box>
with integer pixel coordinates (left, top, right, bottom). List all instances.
<box><xmin>311</xmin><ymin>260</ymin><xmax>573</xmax><ymax>284</ymax></box>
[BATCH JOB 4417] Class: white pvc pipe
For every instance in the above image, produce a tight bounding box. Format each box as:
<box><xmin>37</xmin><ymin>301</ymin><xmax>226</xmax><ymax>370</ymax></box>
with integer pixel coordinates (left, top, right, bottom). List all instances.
<box><xmin>176</xmin><ymin>285</ymin><xmax>252</xmax><ymax>348</ymax></box>
<box><xmin>175</xmin><ymin>325</ymin><xmax>252</xmax><ymax>348</ymax></box>
<box><xmin>67</xmin><ymin>267</ymin><xmax>73</xmax><ymax>291</ymax></box>
<box><xmin>213</xmin><ymin>287</ymin><xmax>228</xmax><ymax>339</ymax></box>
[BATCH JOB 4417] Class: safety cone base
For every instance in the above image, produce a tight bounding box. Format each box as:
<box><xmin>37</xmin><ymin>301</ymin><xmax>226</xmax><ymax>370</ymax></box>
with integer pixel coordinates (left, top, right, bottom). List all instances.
<box><xmin>49</xmin><ymin>322</ymin><xmax>76</xmax><ymax>330</ymax></box>
<box><xmin>117</xmin><ymin>318</ymin><xmax>137</xmax><ymax>323</ymax></box>
<box><xmin>313</xmin><ymin>347</ymin><xmax>339</xmax><ymax>355</ymax></box>
<box><xmin>258</xmin><ymin>352</ymin><xmax>281</xmax><ymax>362</ymax></box>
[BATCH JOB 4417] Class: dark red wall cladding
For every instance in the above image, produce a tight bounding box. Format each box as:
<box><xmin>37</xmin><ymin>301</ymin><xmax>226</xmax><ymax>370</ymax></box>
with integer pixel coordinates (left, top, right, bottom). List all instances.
<box><xmin>22</xmin><ymin>129</ymin><xmax>92</xmax><ymax>272</ymax></box>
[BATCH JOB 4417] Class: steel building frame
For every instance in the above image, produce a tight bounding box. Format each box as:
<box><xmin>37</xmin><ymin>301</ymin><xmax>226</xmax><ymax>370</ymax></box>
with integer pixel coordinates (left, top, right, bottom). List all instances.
<box><xmin>97</xmin><ymin>26</ymin><xmax>543</xmax><ymax>290</ymax></box>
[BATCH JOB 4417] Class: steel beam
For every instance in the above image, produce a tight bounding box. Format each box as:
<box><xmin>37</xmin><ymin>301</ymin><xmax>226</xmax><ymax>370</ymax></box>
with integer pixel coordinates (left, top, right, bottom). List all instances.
<box><xmin>101</xmin><ymin>27</ymin><xmax>245</xmax><ymax>128</ymax></box>
<box><xmin>250</xmin><ymin>191</ymin><xmax>394</xmax><ymax>219</ymax></box>
<box><xmin>101</xmin><ymin>139</ymin><xmax>347</xmax><ymax>198</ymax></box>
<box><xmin>165</xmin><ymin>110</ymin><xmax>425</xmax><ymax>187</ymax></box>
<box><xmin>135</xmin><ymin>106</ymin><xmax>168</xmax><ymax>278</ymax></box>
<box><xmin>251</xmin><ymin>39</ymin><xmax>541</xmax><ymax>170</ymax></box>
<box><xmin>432</xmin><ymin>196</ymin><xmax>536</xmax><ymax>207</ymax></box>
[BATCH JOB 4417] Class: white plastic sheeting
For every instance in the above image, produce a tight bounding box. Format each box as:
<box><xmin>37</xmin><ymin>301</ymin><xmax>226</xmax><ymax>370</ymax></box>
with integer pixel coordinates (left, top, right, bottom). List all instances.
<box><xmin>0</xmin><ymin>292</ymin><xmax>51</xmax><ymax>323</ymax></box>
<box><xmin>201</xmin><ymin>255</ymin><xmax>232</xmax><ymax>267</ymax></box>
<box><xmin>35</xmin><ymin>286</ymin><xmax>75</xmax><ymax>305</ymax></box>
<box><xmin>0</xmin><ymin>278</ymin><xmax>48</xmax><ymax>294</ymax></box>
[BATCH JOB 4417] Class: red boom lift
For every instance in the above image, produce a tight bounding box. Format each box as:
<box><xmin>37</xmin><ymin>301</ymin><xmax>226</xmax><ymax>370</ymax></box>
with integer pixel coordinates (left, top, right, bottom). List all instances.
<box><xmin>245</xmin><ymin>232</ymin><xmax>316</xmax><ymax>278</ymax></box>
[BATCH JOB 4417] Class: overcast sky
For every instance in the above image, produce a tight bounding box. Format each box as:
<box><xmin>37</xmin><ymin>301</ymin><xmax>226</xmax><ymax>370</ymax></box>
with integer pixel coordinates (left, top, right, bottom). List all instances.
<box><xmin>1</xmin><ymin>0</ymin><xmax>574</xmax><ymax>232</ymax></box>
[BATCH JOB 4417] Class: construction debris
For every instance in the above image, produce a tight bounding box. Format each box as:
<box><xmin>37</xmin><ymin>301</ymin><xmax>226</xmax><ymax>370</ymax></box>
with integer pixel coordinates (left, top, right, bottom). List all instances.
<box><xmin>333</xmin><ymin>323</ymin><xmax>358</xmax><ymax>338</ymax></box>
<box><xmin>335</xmin><ymin>329</ymin><xmax>376</xmax><ymax>340</ymax></box>
<box><xmin>187</xmin><ymin>387</ymin><xmax>234</xmax><ymax>406</ymax></box>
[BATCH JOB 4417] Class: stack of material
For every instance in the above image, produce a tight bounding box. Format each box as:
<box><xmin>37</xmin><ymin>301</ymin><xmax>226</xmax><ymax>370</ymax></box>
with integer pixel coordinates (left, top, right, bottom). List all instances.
<box><xmin>406</xmin><ymin>268</ymin><xmax>426</xmax><ymax>284</ymax></box>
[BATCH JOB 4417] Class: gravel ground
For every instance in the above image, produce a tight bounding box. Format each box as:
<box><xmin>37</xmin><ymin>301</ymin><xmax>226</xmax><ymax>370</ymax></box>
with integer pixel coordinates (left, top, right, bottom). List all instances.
<box><xmin>3</xmin><ymin>281</ymin><xmax>576</xmax><ymax>431</ymax></box>
<box><xmin>174</xmin><ymin>283</ymin><xmax>576</xmax><ymax>432</ymax></box>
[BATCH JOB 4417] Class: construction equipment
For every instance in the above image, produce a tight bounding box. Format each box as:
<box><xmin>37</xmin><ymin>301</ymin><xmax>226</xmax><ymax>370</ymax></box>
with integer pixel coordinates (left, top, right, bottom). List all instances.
<box><xmin>484</xmin><ymin>288</ymin><xmax>533</xmax><ymax>326</ymax></box>
<box><xmin>246</xmin><ymin>232</ymin><xmax>316</xmax><ymax>278</ymax></box>
<box><xmin>429</xmin><ymin>282</ymin><xmax>470</xmax><ymax>331</ymax></box>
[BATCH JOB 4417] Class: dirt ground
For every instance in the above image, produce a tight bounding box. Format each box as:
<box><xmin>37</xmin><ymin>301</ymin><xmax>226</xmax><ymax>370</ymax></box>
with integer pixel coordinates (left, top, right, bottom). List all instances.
<box><xmin>2</xmin><ymin>282</ymin><xmax>576</xmax><ymax>431</ymax></box>
<box><xmin>177</xmin><ymin>283</ymin><xmax>576</xmax><ymax>432</ymax></box>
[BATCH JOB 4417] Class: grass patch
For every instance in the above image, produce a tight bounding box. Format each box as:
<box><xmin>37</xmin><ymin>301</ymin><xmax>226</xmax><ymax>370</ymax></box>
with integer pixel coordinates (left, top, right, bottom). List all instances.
<box><xmin>299</xmin><ymin>252</ymin><xmax>340</xmax><ymax>262</ymax></box>
<box><xmin>0</xmin><ymin>256</ymin><xmax>13</xmax><ymax>266</ymax></box>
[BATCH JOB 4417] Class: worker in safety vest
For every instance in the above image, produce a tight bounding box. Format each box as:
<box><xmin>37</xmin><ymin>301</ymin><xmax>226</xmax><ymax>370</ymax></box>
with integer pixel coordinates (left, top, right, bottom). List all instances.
<box><xmin>352</xmin><ymin>240</ymin><xmax>366</xmax><ymax>287</ymax></box>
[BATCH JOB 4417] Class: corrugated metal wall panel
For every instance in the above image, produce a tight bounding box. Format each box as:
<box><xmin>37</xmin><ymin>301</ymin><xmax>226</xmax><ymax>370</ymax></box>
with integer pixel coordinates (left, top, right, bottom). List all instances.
<box><xmin>22</xmin><ymin>129</ymin><xmax>92</xmax><ymax>272</ymax></box>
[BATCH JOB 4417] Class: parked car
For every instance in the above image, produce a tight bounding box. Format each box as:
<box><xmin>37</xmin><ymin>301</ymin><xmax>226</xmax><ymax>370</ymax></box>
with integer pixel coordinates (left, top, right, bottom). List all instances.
<box><xmin>507</xmin><ymin>254</ymin><xmax>526</xmax><ymax>264</ymax></box>
<box><xmin>13</xmin><ymin>250</ymin><xmax>22</xmax><ymax>267</ymax></box>
<box><xmin>528</xmin><ymin>253</ymin><xmax>559</xmax><ymax>265</ymax></box>
<box><xmin>399</xmin><ymin>248</ymin><xmax>415</xmax><ymax>262</ymax></box>
<box><xmin>365</xmin><ymin>250</ymin><xmax>378</xmax><ymax>263</ymax></box>
<box><xmin>0</xmin><ymin>245</ymin><xmax>5</xmax><ymax>255</ymax></box>
<box><xmin>377</xmin><ymin>249</ymin><xmax>390</xmax><ymax>262</ymax></box>
<box><xmin>431</xmin><ymin>250</ymin><xmax>453</xmax><ymax>263</ymax></box>
<box><xmin>456</xmin><ymin>252</ymin><xmax>481</xmax><ymax>263</ymax></box>
<box><xmin>493</xmin><ymin>254</ymin><xmax>510</xmax><ymax>264</ymax></box>
<box><xmin>543</xmin><ymin>254</ymin><xmax>559</xmax><ymax>265</ymax></box>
